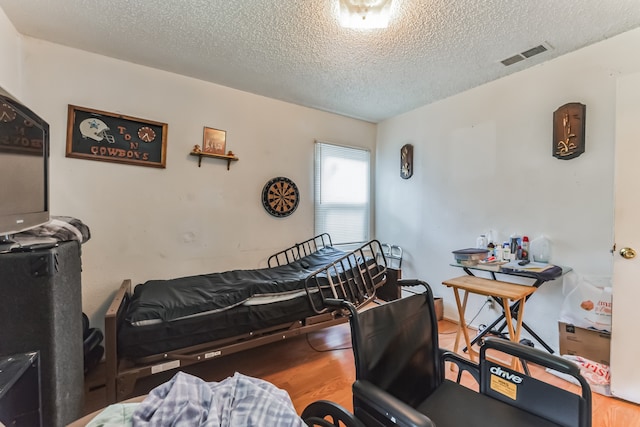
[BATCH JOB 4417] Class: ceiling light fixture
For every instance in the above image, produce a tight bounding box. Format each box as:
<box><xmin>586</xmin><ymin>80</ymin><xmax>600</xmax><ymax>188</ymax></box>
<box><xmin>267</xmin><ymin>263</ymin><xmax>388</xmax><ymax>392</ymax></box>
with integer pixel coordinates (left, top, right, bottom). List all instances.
<box><xmin>338</xmin><ymin>0</ymin><xmax>393</xmax><ymax>29</ymax></box>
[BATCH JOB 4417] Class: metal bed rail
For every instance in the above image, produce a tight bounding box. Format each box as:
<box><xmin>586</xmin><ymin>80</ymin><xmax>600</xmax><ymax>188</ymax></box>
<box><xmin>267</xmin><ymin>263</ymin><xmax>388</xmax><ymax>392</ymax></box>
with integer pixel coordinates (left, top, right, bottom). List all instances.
<box><xmin>267</xmin><ymin>233</ymin><xmax>333</xmax><ymax>267</ymax></box>
<box><xmin>305</xmin><ymin>239</ymin><xmax>387</xmax><ymax>313</ymax></box>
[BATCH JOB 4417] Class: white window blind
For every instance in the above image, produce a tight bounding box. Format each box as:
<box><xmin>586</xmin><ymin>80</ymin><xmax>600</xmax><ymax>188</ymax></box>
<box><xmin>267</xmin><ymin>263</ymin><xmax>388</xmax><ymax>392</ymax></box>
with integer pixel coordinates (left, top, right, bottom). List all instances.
<box><xmin>314</xmin><ymin>141</ymin><xmax>370</xmax><ymax>245</ymax></box>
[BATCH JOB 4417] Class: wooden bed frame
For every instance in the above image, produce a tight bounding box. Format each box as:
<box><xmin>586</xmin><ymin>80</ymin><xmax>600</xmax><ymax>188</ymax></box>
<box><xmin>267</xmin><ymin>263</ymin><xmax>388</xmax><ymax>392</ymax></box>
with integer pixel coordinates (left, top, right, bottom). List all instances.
<box><xmin>104</xmin><ymin>236</ymin><xmax>397</xmax><ymax>402</ymax></box>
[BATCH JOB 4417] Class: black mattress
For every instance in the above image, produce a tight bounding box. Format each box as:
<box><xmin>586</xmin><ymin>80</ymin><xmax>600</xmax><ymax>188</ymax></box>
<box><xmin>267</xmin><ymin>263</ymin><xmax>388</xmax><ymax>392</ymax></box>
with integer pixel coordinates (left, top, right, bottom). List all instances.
<box><xmin>118</xmin><ymin>247</ymin><xmax>349</xmax><ymax>359</ymax></box>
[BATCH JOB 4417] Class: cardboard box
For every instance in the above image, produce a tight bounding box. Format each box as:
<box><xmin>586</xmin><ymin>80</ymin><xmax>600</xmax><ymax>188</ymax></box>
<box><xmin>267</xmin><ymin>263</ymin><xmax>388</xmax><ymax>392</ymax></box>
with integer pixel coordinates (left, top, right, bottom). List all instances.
<box><xmin>434</xmin><ymin>297</ymin><xmax>444</xmax><ymax>321</ymax></box>
<box><xmin>558</xmin><ymin>321</ymin><xmax>611</xmax><ymax>365</ymax></box>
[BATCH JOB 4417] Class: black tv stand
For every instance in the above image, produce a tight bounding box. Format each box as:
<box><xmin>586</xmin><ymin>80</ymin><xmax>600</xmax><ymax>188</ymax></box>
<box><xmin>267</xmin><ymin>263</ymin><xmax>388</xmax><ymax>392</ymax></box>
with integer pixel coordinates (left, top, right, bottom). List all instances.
<box><xmin>0</xmin><ymin>241</ymin><xmax>84</xmax><ymax>426</ymax></box>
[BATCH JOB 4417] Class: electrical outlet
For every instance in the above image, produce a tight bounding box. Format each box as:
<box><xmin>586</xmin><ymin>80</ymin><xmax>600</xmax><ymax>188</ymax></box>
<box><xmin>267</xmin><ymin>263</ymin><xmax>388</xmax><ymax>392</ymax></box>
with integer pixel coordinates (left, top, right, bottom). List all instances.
<box><xmin>486</xmin><ymin>296</ymin><xmax>495</xmax><ymax>309</ymax></box>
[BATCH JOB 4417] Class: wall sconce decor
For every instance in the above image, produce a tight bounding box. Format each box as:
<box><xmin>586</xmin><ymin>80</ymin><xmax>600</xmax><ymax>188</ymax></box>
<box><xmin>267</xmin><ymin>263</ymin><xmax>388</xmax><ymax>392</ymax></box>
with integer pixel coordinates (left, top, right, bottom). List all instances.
<box><xmin>400</xmin><ymin>143</ymin><xmax>413</xmax><ymax>179</ymax></box>
<box><xmin>553</xmin><ymin>102</ymin><xmax>586</xmax><ymax>160</ymax></box>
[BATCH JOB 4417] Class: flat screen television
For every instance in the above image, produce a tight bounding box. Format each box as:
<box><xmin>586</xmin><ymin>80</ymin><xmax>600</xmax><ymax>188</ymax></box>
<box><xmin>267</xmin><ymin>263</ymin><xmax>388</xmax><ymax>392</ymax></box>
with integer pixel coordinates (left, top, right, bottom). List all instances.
<box><xmin>0</xmin><ymin>86</ymin><xmax>50</xmax><ymax>252</ymax></box>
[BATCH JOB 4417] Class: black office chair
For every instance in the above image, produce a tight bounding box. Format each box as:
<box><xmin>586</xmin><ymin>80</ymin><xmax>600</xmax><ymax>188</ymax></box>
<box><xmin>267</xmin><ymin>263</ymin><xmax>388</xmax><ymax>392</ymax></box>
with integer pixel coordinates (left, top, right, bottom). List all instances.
<box><xmin>303</xmin><ymin>279</ymin><xmax>592</xmax><ymax>427</ymax></box>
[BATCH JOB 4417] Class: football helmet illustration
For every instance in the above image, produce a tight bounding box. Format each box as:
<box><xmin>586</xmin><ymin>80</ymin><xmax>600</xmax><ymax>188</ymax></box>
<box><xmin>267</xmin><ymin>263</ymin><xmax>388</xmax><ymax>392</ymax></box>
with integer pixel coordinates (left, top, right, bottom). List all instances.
<box><xmin>79</xmin><ymin>118</ymin><xmax>115</xmax><ymax>143</ymax></box>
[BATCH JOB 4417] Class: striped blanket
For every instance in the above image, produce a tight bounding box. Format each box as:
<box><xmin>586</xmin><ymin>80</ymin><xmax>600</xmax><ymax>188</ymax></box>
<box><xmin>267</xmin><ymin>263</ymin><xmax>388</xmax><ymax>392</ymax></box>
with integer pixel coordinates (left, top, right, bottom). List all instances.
<box><xmin>14</xmin><ymin>216</ymin><xmax>90</xmax><ymax>244</ymax></box>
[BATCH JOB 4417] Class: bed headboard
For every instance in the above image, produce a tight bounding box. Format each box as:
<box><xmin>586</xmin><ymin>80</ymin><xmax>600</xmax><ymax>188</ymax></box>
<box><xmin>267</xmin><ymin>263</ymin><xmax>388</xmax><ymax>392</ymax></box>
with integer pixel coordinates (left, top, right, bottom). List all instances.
<box><xmin>267</xmin><ymin>233</ymin><xmax>333</xmax><ymax>267</ymax></box>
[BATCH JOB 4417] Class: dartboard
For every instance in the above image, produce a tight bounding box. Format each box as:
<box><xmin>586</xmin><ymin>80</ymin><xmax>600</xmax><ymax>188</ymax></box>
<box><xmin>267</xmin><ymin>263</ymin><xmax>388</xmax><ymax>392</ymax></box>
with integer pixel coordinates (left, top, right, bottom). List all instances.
<box><xmin>262</xmin><ymin>177</ymin><xmax>299</xmax><ymax>217</ymax></box>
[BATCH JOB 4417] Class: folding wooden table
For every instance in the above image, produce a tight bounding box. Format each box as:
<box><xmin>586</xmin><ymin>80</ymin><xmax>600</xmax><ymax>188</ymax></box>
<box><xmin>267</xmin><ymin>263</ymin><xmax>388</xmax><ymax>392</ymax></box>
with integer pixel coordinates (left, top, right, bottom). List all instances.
<box><xmin>451</xmin><ymin>263</ymin><xmax>564</xmax><ymax>354</ymax></box>
<box><xmin>442</xmin><ymin>275</ymin><xmax>537</xmax><ymax>363</ymax></box>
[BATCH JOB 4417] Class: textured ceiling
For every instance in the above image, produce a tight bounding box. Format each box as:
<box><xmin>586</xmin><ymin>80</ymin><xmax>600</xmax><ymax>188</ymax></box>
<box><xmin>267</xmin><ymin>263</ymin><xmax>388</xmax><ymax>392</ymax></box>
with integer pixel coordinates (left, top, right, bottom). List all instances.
<box><xmin>1</xmin><ymin>1</ymin><xmax>640</xmax><ymax>123</ymax></box>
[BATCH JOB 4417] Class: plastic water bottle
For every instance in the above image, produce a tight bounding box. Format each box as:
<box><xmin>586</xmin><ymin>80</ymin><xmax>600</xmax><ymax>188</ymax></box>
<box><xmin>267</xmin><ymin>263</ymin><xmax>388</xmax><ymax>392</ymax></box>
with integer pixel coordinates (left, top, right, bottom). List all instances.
<box><xmin>487</xmin><ymin>229</ymin><xmax>496</xmax><ymax>246</ymax></box>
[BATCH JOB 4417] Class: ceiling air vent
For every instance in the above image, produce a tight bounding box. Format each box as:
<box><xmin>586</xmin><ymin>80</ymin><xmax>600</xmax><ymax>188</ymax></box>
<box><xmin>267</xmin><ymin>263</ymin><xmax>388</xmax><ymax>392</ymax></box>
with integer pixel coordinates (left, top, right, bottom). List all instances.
<box><xmin>501</xmin><ymin>54</ymin><xmax>525</xmax><ymax>66</ymax></box>
<box><xmin>501</xmin><ymin>42</ymin><xmax>552</xmax><ymax>66</ymax></box>
<box><xmin>521</xmin><ymin>44</ymin><xmax>548</xmax><ymax>58</ymax></box>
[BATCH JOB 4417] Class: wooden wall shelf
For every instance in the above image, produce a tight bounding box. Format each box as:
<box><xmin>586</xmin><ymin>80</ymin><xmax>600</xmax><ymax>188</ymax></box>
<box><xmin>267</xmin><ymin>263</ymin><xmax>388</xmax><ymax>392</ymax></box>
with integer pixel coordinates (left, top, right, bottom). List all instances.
<box><xmin>190</xmin><ymin>151</ymin><xmax>239</xmax><ymax>170</ymax></box>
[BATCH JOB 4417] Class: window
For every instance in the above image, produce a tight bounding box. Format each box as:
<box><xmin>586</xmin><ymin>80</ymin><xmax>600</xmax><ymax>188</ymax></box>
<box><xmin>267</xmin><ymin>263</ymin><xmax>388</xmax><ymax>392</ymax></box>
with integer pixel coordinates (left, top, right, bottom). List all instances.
<box><xmin>314</xmin><ymin>141</ymin><xmax>370</xmax><ymax>245</ymax></box>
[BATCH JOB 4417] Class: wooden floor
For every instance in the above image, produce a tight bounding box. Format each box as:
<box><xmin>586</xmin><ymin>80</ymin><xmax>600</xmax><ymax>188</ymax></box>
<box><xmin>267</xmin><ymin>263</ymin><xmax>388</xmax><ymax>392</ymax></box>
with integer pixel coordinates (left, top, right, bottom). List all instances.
<box><xmin>83</xmin><ymin>319</ymin><xmax>640</xmax><ymax>427</ymax></box>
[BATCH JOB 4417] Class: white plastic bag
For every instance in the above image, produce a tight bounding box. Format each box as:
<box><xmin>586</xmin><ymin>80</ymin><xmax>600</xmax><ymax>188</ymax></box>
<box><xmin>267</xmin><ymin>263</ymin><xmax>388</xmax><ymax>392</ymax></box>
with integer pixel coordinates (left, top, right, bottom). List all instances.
<box><xmin>547</xmin><ymin>355</ymin><xmax>611</xmax><ymax>396</ymax></box>
<box><xmin>560</xmin><ymin>272</ymin><xmax>612</xmax><ymax>331</ymax></box>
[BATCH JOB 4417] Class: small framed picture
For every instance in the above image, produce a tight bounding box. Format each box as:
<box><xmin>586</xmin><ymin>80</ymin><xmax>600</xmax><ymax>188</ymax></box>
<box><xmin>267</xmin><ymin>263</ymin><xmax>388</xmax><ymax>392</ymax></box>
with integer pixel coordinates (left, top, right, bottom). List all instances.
<box><xmin>202</xmin><ymin>127</ymin><xmax>226</xmax><ymax>155</ymax></box>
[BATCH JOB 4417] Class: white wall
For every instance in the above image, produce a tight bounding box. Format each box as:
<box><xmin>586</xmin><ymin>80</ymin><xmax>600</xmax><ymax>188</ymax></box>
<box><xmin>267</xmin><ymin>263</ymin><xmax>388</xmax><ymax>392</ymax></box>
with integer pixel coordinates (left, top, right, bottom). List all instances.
<box><xmin>375</xmin><ymin>28</ymin><xmax>640</xmax><ymax>352</ymax></box>
<box><xmin>0</xmin><ymin>7</ymin><xmax>22</xmax><ymax>96</ymax></box>
<box><xmin>12</xmin><ymin>38</ymin><xmax>375</xmax><ymax>329</ymax></box>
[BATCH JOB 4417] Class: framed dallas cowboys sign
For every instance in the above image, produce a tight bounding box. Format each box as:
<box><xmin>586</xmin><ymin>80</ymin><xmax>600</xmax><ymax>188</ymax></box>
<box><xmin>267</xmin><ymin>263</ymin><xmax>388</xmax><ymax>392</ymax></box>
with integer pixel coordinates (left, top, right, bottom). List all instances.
<box><xmin>66</xmin><ymin>105</ymin><xmax>168</xmax><ymax>168</ymax></box>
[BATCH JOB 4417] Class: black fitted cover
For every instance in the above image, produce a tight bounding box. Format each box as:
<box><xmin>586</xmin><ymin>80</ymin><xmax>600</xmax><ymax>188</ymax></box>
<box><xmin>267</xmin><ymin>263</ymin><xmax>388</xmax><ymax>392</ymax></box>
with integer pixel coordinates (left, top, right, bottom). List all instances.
<box><xmin>126</xmin><ymin>247</ymin><xmax>345</xmax><ymax>324</ymax></box>
<box><xmin>118</xmin><ymin>247</ymin><xmax>347</xmax><ymax>358</ymax></box>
